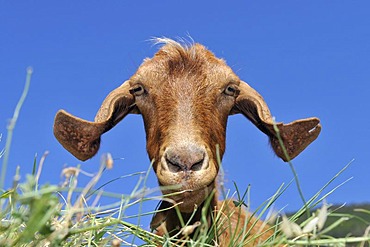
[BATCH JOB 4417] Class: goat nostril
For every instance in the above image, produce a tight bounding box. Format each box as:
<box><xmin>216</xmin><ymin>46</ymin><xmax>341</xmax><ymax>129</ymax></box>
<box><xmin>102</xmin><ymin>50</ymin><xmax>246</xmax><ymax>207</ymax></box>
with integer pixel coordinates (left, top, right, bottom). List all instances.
<box><xmin>190</xmin><ymin>159</ymin><xmax>204</xmax><ymax>171</ymax></box>
<box><xmin>165</xmin><ymin>157</ymin><xmax>184</xmax><ymax>173</ymax></box>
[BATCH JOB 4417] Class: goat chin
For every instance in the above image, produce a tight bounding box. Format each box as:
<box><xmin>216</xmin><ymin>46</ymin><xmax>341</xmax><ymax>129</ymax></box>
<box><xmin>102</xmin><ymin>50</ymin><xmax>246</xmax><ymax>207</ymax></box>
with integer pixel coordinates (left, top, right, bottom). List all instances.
<box><xmin>163</xmin><ymin>182</ymin><xmax>215</xmax><ymax>213</ymax></box>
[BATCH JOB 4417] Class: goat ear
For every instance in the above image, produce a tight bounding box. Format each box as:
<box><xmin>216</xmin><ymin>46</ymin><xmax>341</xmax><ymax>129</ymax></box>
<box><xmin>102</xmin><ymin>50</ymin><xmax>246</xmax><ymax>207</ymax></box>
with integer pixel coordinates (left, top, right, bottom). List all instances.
<box><xmin>53</xmin><ymin>81</ymin><xmax>137</xmax><ymax>161</ymax></box>
<box><xmin>232</xmin><ymin>81</ymin><xmax>321</xmax><ymax>161</ymax></box>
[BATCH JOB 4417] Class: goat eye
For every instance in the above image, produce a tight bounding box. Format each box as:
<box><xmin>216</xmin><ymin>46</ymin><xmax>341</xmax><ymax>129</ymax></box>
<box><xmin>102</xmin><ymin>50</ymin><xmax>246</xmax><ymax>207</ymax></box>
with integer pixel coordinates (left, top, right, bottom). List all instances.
<box><xmin>224</xmin><ymin>85</ymin><xmax>239</xmax><ymax>96</ymax></box>
<box><xmin>130</xmin><ymin>85</ymin><xmax>145</xmax><ymax>96</ymax></box>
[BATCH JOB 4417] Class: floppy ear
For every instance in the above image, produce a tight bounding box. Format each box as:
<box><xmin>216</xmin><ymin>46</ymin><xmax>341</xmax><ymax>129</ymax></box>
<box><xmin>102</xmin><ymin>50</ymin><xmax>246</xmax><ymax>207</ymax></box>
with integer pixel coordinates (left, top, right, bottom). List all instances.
<box><xmin>232</xmin><ymin>81</ymin><xmax>321</xmax><ymax>161</ymax></box>
<box><xmin>53</xmin><ymin>81</ymin><xmax>137</xmax><ymax>161</ymax></box>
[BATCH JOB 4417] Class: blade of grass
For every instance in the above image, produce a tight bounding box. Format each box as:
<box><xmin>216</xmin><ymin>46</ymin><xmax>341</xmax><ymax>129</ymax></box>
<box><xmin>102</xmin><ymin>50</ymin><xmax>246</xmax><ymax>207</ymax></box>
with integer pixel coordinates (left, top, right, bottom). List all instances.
<box><xmin>131</xmin><ymin>159</ymin><xmax>154</xmax><ymax>246</ymax></box>
<box><xmin>32</xmin><ymin>154</ymin><xmax>37</xmax><ymax>176</ymax></box>
<box><xmin>85</xmin><ymin>171</ymin><xmax>145</xmax><ymax>199</ymax></box>
<box><xmin>35</xmin><ymin>151</ymin><xmax>49</xmax><ymax>191</ymax></box>
<box><xmin>1</xmin><ymin>67</ymin><xmax>33</xmax><ymax>190</ymax></box>
<box><xmin>0</xmin><ymin>134</ymin><xmax>5</xmax><ymax>158</ymax></box>
<box><xmin>289</xmin><ymin>160</ymin><xmax>354</xmax><ymax>223</ymax></box>
<box><xmin>285</xmin><ymin>235</ymin><xmax>370</xmax><ymax>245</ymax></box>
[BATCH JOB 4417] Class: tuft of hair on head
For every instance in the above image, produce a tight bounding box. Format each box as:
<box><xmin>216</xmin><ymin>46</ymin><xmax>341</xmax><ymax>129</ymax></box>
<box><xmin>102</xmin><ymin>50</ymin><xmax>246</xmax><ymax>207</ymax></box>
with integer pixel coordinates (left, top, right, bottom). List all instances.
<box><xmin>149</xmin><ymin>36</ymin><xmax>199</xmax><ymax>61</ymax></box>
<box><xmin>150</xmin><ymin>36</ymin><xmax>194</xmax><ymax>48</ymax></box>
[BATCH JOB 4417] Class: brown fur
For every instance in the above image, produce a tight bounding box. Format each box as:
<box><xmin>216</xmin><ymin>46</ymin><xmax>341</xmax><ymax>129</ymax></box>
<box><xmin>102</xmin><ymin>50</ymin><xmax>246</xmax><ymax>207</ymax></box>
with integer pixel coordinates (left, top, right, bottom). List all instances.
<box><xmin>151</xmin><ymin>197</ymin><xmax>275</xmax><ymax>246</ymax></box>
<box><xmin>53</xmin><ymin>38</ymin><xmax>321</xmax><ymax>246</ymax></box>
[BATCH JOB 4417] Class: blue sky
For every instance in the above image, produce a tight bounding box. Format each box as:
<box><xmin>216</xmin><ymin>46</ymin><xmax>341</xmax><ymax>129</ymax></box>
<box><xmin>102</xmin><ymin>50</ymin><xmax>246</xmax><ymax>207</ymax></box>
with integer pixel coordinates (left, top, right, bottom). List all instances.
<box><xmin>1</xmin><ymin>0</ymin><xmax>369</xmax><ymax>231</ymax></box>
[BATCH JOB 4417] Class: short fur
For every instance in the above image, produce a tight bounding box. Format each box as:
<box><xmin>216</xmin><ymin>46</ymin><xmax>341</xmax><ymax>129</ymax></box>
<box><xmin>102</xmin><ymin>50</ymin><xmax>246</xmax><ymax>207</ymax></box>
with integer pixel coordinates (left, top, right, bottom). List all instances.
<box><xmin>53</xmin><ymin>38</ymin><xmax>321</xmax><ymax>246</ymax></box>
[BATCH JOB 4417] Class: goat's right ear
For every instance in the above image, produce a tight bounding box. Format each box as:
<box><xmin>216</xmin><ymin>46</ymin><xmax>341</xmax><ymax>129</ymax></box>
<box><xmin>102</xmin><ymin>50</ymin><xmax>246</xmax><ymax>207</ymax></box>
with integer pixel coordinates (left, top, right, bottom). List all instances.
<box><xmin>53</xmin><ymin>81</ymin><xmax>137</xmax><ymax>161</ymax></box>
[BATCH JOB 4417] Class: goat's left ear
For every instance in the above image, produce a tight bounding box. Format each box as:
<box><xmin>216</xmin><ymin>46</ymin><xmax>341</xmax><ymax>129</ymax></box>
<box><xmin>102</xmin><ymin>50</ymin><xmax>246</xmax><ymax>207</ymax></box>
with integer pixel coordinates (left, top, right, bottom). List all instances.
<box><xmin>231</xmin><ymin>81</ymin><xmax>321</xmax><ymax>161</ymax></box>
<box><xmin>53</xmin><ymin>81</ymin><xmax>137</xmax><ymax>161</ymax></box>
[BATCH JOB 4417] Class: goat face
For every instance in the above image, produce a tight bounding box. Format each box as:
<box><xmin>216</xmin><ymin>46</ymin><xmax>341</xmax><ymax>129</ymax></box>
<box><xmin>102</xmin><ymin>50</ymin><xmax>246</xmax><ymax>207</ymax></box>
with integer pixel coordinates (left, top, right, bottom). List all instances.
<box><xmin>130</xmin><ymin>43</ymin><xmax>240</xmax><ymax>211</ymax></box>
<box><xmin>53</xmin><ymin>39</ymin><xmax>321</xmax><ymax>213</ymax></box>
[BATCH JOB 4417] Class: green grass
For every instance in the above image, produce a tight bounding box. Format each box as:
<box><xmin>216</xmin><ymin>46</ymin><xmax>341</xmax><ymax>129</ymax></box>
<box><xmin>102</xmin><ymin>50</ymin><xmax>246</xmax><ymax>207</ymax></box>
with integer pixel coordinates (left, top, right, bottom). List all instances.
<box><xmin>1</xmin><ymin>69</ymin><xmax>370</xmax><ymax>246</ymax></box>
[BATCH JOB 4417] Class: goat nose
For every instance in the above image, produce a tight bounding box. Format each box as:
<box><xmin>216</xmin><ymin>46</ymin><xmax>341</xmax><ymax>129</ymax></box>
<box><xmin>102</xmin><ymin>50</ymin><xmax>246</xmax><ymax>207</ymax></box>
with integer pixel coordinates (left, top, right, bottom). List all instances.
<box><xmin>164</xmin><ymin>145</ymin><xmax>206</xmax><ymax>172</ymax></box>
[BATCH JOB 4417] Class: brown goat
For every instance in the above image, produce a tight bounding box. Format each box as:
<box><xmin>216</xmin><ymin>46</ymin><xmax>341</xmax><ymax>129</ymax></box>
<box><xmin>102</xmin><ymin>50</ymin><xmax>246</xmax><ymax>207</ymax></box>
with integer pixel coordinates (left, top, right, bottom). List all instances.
<box><xmin>53</xmin><ymin>39</ymin><xmax>321</xmax><ymax>246</ymax></box>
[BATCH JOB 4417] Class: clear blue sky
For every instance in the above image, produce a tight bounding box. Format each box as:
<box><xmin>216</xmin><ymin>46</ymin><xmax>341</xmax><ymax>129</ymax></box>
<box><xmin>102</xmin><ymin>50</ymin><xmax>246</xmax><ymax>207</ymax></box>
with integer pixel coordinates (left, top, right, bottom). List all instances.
<box><xmin>1</xmin><ymin>0</ymin><xmax>369</xmax><ymax>231</ymax></box>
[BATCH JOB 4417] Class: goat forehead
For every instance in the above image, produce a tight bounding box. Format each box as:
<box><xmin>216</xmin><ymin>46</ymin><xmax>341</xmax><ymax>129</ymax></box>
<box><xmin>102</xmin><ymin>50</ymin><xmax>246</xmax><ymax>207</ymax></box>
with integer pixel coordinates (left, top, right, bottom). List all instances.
<box><xmin>155</xmin><ymin>42</ymin><xmax>218</xmax><ymax>67</ymax></box>
<box><xmin>137</xmin><ymin>43</ymin><xmax>233</xmax><ymax>88</ymax></box>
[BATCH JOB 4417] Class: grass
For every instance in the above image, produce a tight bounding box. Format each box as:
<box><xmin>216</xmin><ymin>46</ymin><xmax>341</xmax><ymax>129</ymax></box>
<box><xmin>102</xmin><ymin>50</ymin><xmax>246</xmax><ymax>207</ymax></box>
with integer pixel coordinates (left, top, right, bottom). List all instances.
<box><xmin>1</xmin><ymin>69</ymin><xmax>370</xmax><ymax>246</ymax></box>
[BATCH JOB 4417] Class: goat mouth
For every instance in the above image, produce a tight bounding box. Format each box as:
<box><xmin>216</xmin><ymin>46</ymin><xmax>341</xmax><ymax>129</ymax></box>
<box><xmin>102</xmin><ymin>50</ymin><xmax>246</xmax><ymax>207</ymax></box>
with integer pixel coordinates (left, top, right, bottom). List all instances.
<box><xmin>164</xmin><ymin>181</ymin><xmax>215</xmax><ymax>202</ymax></box>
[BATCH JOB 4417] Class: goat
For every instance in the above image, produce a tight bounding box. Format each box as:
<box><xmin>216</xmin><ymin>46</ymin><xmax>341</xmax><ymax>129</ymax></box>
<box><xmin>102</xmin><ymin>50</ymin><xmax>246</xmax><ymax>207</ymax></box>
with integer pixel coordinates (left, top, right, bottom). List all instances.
<box><xmin>53</xmin><ymin>38</ymin><xmax>321</xmax><ymax>246</ymax></box>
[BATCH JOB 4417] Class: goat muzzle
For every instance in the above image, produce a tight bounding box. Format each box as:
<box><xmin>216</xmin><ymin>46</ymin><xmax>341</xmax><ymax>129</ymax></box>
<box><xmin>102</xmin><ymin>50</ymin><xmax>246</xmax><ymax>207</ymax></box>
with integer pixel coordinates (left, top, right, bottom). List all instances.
<box><xmin>163</xmin><ymin>144</ymin><xmax>207</xmax><ymax>173</ymax></box>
